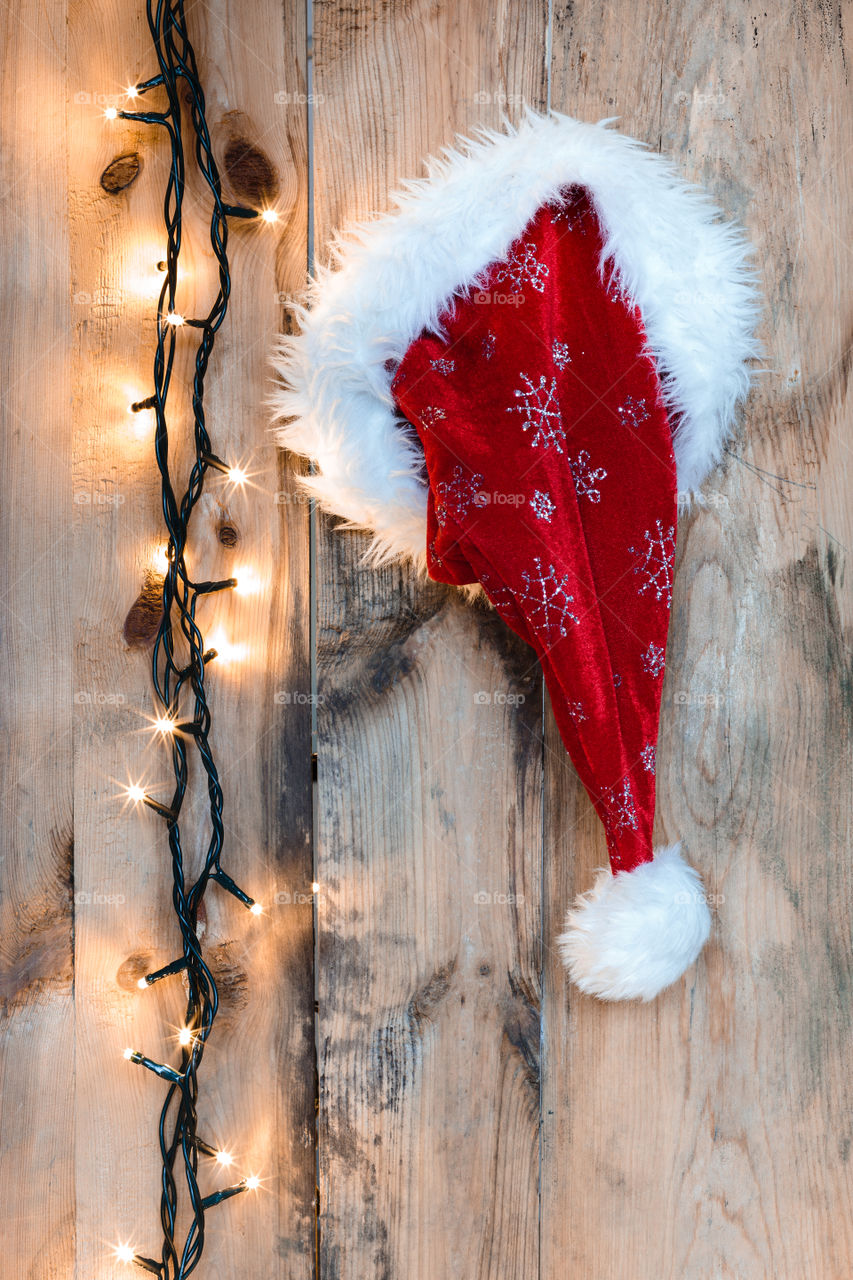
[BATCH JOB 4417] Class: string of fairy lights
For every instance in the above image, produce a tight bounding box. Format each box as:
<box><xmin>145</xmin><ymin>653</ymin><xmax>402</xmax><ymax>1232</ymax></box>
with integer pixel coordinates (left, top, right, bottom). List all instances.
<box><xmin>105</xmin><ymin>2</ymin><xmax>280</xmax><ymax>1274</ymax></box>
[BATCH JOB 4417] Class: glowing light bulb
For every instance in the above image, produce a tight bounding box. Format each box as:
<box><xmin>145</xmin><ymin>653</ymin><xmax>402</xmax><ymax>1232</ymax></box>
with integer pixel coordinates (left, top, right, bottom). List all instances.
<box><xmin>207</xmin><ymin>628</ymin><xmax>245</xmax><ymax>664</ymax></box>
<box><xmin>151</xmin><ymin>544</ymin><xmax>170</xmax><ymax>576</ymax></box>
<box><xmin>123</xmin><ymin>1047</ymin><xmax>134</xmax><ymax>1060</ymax></box>
<box><xmin>125</xmin><ymin>85</ymin><xmax>140</xmax><ymax>99</ymax></box>
<box><xmin>178</xmin><ymin>1027</ymin><xmax>193</xmax><ymax>1046</ymax></box>
<box><xmin>216</xmin><ymin>1150</ymin><xmax>233</xmax><ymax>1167</ymax></box>
<box><xmin>104</xmin><ymin>106</ymin><xmax>119</xmax><ymax>120</ymax></box>
<box><xmin>115</xmin><ymin>1243</ymin><xmax>135</xmax><ymax>1263</ymax></box>
<box><xmin>227</xmin><ymin>465</ymin><xmax>247</xmax><ymax>486</ymax></box>
<box><xmin>137</xmin><ymin>976</ymin><xmax>148</xmax><ymax>990</ymax></box>
<box><xmin>128</xmin><ymin>403</ymin><xmax>154</xmax><ymax>439</ymax></box>
<box><xmin>250</xmin><ymin>902</ymin><xmax>263</xmax><ymax>916</ymax></box>
<box><xmin>126</xmin><ymin>784</ymin><xmax>146</xmax><ymax>804</ymax></box>
<box><xmin>260</xmin><ymin>209</ymin><xmax>278</xmax><ymax>224</ymax></box>
<box><xmin>233</xmin><ymin>568</ymin><xmax>261</xmax><ymax>596</ymax></box>
<box><xmin>166</xmin><ymin>311</ymin><xmax>185</xmax><ymax>326</ymax></box>
<box><xmin>153</xmin><ymin>715</ymin><xmax>175</xmax><ymax>735</ymax></box>
<box><xmin>245</xmin><ymin>1175</ymin><xmax>260</xmax><ymax>1191</ymax></box>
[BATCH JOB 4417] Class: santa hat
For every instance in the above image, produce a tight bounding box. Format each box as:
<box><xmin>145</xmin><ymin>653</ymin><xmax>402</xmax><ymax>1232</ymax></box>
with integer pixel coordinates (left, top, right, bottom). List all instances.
<box><xmin>271</xmin><ymin>111</ymin><xmax>761</xmax><ymax>1001</ymax></box>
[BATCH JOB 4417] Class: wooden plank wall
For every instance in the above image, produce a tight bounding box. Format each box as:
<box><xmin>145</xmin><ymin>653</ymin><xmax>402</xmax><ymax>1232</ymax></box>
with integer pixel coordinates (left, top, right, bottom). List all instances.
<box><xmin>0</xmin><ymin>1</ymin><xmax>75</xmax><ymax>1275</ymax></box>
<box><xmin>3</xmin><ymin>0</ymin><xmax>315</xmax><ymax>1276</ymax></box>
<box><xmin>311</xmin><ymin>2</ymin><xmax>853</xmax><ymax>1278</ymax></box>
<box><xmin>1</xmin><ymin>1</ymin><xmax>851</xmax><ymax>1278</ymax></box>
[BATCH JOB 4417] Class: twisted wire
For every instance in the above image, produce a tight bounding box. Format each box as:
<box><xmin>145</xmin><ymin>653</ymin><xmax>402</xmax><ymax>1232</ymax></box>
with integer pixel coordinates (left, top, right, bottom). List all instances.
<box><xmin>117</xmin><ymin>0</ymin><xmax>262</xmax><ymax>1273</ymax></box>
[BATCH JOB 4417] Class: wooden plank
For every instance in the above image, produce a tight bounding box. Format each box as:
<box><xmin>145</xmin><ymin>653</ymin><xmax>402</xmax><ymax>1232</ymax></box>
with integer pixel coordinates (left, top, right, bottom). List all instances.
<box><xmin>0</xmin><ymin>2</ymin><xmax>75</xmax><ymax>1275</ymax></box>
<box><xmin>310</xmin><ymin>3</ymin><xmax>549</xmax><ymax>1276</ymax></box>
<box><xmin>67</xmin><ymin>1</ymin><xmax>313</xmax><ymax>1275</ymax></box>
<box><xmin>5</xmin><ymin>3</ymin><xmax>851</xmax><ymax>1277</ymax></box>
<box><xmin>544</xmin><ymin>4</ymin><xmax>853</xmax><ymax>1278</ymax></box>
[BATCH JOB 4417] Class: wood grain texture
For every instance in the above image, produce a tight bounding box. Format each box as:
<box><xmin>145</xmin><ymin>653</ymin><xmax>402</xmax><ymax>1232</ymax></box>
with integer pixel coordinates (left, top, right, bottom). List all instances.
<box><xmin>2</xmin><ymin>2</ymin><xmax>852</xmax><ymax>1277</ymax></box>
<box><xmin>543</xmin><ymin>4</ymin><xmax>853</xmax><ymax>1279</ymax></box>
<box><xmin>0</xmin><ymin>3</ymin><xmax>75</xmax><ymax>1276</ymax></box>
<box><xmin>66</xmin><ymin>0</ymin><xmax>311</xmax><ymax>1276</ymax></box>
<box><xmin>310</xmin><ymin>3</ymin><xmax>549</xmax><ymax>1276</ymax></box>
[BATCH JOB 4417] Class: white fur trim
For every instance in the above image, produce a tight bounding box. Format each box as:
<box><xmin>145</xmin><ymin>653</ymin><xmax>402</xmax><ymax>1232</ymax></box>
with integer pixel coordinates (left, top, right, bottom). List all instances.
<box><xmin>557</xmin><ymin>843</ymin><xmax>711</xmax><ymax>1001</ymax></box>
<box><xmin>270</xmin><ymin>109</ymin><xmax>761</xmax><ymax>568</ymax></box>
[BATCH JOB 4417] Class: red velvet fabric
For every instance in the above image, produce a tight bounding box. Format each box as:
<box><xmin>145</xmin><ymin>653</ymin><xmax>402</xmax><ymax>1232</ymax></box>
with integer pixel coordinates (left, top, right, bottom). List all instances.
<box><xmin>391</xmin><ymin>188</ymin><xmax>677</xmax><ymax>875</ymax></box>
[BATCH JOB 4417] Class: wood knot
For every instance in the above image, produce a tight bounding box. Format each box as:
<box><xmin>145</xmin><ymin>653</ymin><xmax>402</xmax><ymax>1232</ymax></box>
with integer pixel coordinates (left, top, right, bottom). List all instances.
<box><xmin>217</xmin><ymin>521</ymin><xmax>240</xmax><ymax>548</ymax></box>
<box><xmin>100</xmin><ymin>152</ymin><xmax>141</xmax><ymax>193</ymax></box>
<box><xmin>116</xmin><ymin>952</ymin><xmax>151</xmax><ymax>992</ymax></box>
<box><xmin>206</xmin><ymin>942</ymin><xmax>249</xmax><ymax>1027</ymax></box>
<box><xmin>223</xmin><ymin>137</ymin><xmax>278</xmax><ymax>206</ymax></box>
<box><xmin>123</xmin><ymin>571</ymin><xmax>164</xmax><ymax>648</ymax></box>
<box><xmin>407</xmin><ymin>960</ymin><xmax>456</xmax><ymax>1031</ymax></box>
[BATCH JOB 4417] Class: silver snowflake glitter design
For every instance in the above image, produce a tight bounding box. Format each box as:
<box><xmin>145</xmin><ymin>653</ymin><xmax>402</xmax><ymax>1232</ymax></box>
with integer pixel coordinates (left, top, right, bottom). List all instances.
<box><xmin>617</xmin><ymin>394</ymin><xmax>650</xmax><ymax>431</ymax></box>
<box><xmin>434</xmin><ymin>465</ymin><xmax>485</xmax><ymax>528</ymax></box>
<box><xmin>508</xmin><ymin>373</ymin><xmax>565</xmax><ymax>453</ymax></box>
<box><xmin>420</xmin><ymin>406</ymin><xmax>446</xmax><ymax>430</ymax></box>
<box><xmin>567</xmin><ymin>700</ymin><xmax>587</xmax><ymax>723</ymax></box>
<box><xmin>547</xmin><ymin>187</ymin><xmax>588</xmax><ymax>232</ymax></box>
<box><xmin>641</xmin><ymin>743</ymin><xmax>656</xmax><ymax>775</ymax></box>
<box><xmin>630</xmin><ymin>520</ymin><xmax>676</xmax><ymax>607</ymax></box>
<box><xmin>552</xmin><ymin>341</ymin><xmax>572</xmax><ymax>370</ymax></box>
<box><xmin>640</xmin><ymin>640</ymin><xmax>666</xmax><ymax>678</ymax></box>
<box><xmin>493</xmin><ymin>241</ymin><xmax>549</xmax><ymax>294</ymax></box>
<box><xmin>480</xmin><ymin>572</ymin><xmax>515</xmax><ymax>613</ymax></box>
<box><xmin>517</xmin><ymin>557</ymin><xmax>579</xmax><ymax>639</ymax></box>
<box><xmin>547</xmin><ymin>196</ymin><xmax>571</xmax><ymax>225</ymax></box>
<box><xmin>482</xmin><ymin>332</ymin><xmax>496</xmax><ymax>360</ymax></box>
<box><xmin>530</xmin><ymin>489</ymin><xmax>555</xmax><ymax>523</ymax></box>
<box><xmin>569</xmin><ymin>450</ymin><xmax>607</xmax><ymax>503</ymax></box>
<box><xmin>603</xmin><ymin>777</ymin><xmax>639</xmax><ymax>835</ymax></box>
<box><xmin>430</xmin><ymin>357</ymin><xmax>455</xmax><ymax>375</ymax></box>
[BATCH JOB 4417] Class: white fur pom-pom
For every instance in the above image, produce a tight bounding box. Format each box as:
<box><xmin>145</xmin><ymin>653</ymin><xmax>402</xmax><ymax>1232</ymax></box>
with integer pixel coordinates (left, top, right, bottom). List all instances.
<box><xmin>557</xmin><ymin>843</ymin><xmax>711</xmax><ymax>1001</ymax></box>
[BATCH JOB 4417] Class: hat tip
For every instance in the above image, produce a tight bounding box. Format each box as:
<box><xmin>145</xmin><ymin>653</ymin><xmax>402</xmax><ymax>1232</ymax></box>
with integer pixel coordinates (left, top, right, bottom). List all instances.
<box><xmin>557</xmin><ymin>843</ymin><xmax>712</xmax><ymax>1002</ymax></box>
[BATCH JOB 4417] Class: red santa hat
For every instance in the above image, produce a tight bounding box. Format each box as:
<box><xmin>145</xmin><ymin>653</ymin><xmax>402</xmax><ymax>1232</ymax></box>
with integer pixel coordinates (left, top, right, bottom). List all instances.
<box><xmin>271</xmin><ymin>111</ymin><xmax>761</xmax><ymax>1001</ymax></box>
